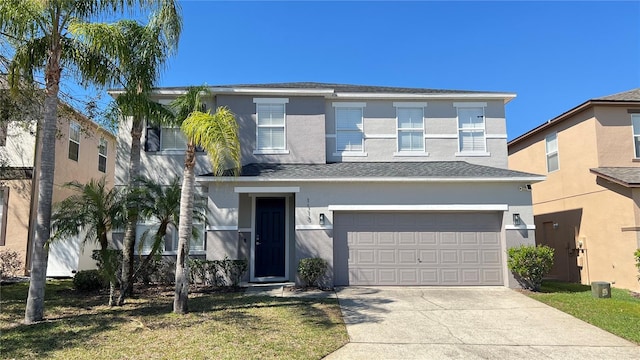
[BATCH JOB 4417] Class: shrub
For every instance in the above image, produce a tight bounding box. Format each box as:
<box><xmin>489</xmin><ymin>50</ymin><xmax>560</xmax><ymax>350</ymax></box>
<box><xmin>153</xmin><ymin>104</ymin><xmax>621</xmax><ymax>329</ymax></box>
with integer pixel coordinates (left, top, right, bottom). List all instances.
<box><xmin>189</xmin><ymin>257</ymin><xmax>247</xmax><ymax>287</ymax></box>
<box><xmin>219</xmin><ymin>257</ymin><xmax>248</xmax><ymax>287</ymax></box>
<box><xmin>0</xmin><ymin>250</ymin><xmax>23</xmax><ymax>279</ymax></box>
<box><xmin>73</xmin><ymin>269</ymin><xmax>107</xmax><ymax>292</ymax></box>
<box><xmin>635</xmin><ymin>249</ymin><xmax>640</xmax><ymax>283</ymax></box>
<box><xmin>508</xmin><ymin>245</ymin><xmax>554</xmax><ymax>291</ymax></box>
<box><xmin>298</xmin><ymin>257</ymin><xmax>328</xmax><ymax>288</ymax></box>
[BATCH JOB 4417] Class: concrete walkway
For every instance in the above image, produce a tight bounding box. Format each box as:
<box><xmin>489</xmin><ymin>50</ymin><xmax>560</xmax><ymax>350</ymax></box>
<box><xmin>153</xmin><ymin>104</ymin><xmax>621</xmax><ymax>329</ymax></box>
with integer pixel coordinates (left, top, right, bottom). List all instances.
<box><xmin>325</xmin><ymin>286</ymin><xmax>640</xmax><ymax>360</ymax></box>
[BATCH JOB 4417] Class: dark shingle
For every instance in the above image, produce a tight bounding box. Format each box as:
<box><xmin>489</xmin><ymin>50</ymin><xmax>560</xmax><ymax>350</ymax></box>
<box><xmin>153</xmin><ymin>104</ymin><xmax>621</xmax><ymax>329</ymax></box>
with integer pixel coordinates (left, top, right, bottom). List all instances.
<box><xmin>210</xmin><ymin>162</ymin><xmax>541</xmax><ymax>180</ymax></box>
<box><xmin>594</xmin><ymin>88</ymin><xmax>640</xmax><ymax>102</ymax></box>
<box><xmin>217</xmin><ymin>82</ymin><xmax>506</xmax><ymax>95</ymax></box>
<box><xmin>590</xmin><ymin>167</ymin><xmax>640</xmax><ymax>187</ymax></box>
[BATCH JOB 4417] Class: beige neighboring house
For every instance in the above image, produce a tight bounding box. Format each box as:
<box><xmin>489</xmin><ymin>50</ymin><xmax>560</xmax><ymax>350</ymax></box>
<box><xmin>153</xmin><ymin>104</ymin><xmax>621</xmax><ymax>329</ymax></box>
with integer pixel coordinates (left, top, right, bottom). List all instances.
<box><xmin>0</xmin><ymin>105</ymin><xmax>116</xmax><ymax>277</ymax></box>
<box><xmin>508</xmin><ymin>88</ymin><xmax>640</xmax><ymax>291</ymax></box>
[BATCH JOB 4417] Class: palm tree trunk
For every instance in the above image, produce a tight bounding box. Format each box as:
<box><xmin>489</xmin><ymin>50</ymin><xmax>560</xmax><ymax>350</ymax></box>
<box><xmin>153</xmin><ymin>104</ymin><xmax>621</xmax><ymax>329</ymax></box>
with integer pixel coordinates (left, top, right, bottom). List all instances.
<box><xmin>174</xmin><ymin>144</ymin><xmax>195</xmax><ymax>314</ymax></box>
<box><xmin>24</xmin><ymin>46</ymin><xmax>61</xmax><ymax>324</ymax></box>
<box><xmin>118</xmin><ymin>119</ymin><xmax>143</xmax><ymax>305</ymax></box>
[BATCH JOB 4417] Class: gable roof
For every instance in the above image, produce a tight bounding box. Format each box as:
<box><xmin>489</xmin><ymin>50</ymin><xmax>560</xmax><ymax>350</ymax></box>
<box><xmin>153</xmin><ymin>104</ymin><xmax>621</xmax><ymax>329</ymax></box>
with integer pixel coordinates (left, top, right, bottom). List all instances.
<box><xmin>109</xmin><ymin>82</ymin><xmax>516</xmax><ymax>103</ymax></box>
<box><xmin>198</xmin><ymin>161</ymin><xmax>544</xmax><ymax>183</ymax></box>
<box><xmin>508</xmin><ymin>88</ymin><xmax>640</xmax><ymax>147</ymax></box>
<box><xmin>590</xmin><ymin>167</ymin><xmax>640</xmax><ymax>188</ymax></box>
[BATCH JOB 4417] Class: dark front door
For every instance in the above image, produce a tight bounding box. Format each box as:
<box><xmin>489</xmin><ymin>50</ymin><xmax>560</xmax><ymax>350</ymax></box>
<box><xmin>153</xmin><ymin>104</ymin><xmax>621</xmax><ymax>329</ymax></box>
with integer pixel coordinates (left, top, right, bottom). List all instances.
<box><xmin>255</xmin><ymin>198</ymin><xmax>286</xmax><ymax>278</ymax></box>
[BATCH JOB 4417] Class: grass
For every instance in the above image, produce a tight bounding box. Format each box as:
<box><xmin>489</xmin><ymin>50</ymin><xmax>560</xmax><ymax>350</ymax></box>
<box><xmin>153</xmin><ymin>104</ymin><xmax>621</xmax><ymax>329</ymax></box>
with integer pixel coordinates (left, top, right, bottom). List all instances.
<box><xmin>523</xmin><ymin>280</ymin><xmax>640</xmax><ymax>344</ymax></box>
<box><xmin>0</xmin><ymin>280</ymin><xmax>348</xmax><ymax>359</ymax></box>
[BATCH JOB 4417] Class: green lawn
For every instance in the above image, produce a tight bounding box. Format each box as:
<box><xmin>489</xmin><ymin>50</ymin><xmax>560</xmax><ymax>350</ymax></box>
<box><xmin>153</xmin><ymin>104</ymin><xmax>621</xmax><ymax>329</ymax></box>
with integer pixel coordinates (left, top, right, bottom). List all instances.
<box><xmin>0</xmin><ymin>280</ymin><xmax>348</xmax><ymax>359</ymax></box>
<box><xmin>523</xmin><ymin>280</ymin><xmax>640</xmax><ymax>344</ymax></box>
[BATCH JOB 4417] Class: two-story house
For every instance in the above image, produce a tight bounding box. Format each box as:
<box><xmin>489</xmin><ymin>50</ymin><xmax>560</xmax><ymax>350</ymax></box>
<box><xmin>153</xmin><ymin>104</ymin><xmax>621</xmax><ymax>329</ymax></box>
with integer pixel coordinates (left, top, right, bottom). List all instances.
<box><xmin>0</xmin><ymin>102</ymin><xmax>116</xmax><ymax>277</ymax></box>
<box><xmin>508</xmin><ymin>88</ymin><xmax>640</xmax><ymax>291</ymax></box>
<box><xmin>113</xmin><ymin>82</ymin><xmax>542</xmax><ymax>287</ymax></box>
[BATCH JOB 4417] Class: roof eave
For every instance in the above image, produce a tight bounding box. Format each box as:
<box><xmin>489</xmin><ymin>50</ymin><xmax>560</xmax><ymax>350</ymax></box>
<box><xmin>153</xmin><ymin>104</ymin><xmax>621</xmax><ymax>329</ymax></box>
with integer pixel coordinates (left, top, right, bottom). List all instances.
<box><xmin>589</xmin><ymin>169</ymin><xmax>640</xmax><ymax>188</ymax></box>
<box><xmin>333</xmin><ymin>92</ymin><xmax>517</xmax><ymax>104</ymax></box>
<box><xmin>196</xmin><ymin>175</ymin><xmax>546</xmax><ymax>183</ymax></box>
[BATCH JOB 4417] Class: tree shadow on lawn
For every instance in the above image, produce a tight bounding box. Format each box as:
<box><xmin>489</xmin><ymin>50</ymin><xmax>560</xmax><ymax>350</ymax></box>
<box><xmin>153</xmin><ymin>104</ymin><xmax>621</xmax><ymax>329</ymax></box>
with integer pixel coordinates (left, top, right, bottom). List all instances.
<box><xmin>539</xmin><ymin>280</ymin><xmax>592</xmax><ymax>293</ymax></box>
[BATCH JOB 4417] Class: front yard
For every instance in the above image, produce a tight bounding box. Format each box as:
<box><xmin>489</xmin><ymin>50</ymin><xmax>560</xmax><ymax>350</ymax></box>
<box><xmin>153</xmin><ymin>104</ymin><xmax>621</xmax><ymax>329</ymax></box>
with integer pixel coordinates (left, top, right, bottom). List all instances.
<box><xmin>0</xmin><ymin>280</ymin><xmax>348</xmax><ymax>359</ymax></box>
<box><xmin>523</xmin><ymin>280</ymin><xmax>640</xmax><ymax>344</ymax></box>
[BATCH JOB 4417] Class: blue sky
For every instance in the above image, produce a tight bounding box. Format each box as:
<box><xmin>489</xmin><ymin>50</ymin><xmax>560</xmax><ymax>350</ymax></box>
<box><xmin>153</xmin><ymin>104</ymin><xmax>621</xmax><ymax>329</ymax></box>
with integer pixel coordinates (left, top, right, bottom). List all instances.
<box><xmin>117</xmin><ymin>1</ymin><xmax>640</xmax><ymax>140</ymax></box>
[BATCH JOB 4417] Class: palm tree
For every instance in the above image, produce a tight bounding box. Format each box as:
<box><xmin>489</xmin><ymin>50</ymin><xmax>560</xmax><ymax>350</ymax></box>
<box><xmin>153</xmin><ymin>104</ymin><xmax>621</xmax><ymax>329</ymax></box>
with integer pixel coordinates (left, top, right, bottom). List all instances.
<box><xmin>51</xmin><ymin>178</ymin><xmax>126</xmax><ymax>306</ymax></box>
<box><xmin>170</xmin><ymin>87</ymin><xmax>241</xmax><ymax>314</ymax></box>
<box><xmin>0</xmin><ymin>0</ymin><xmax>181</xmax><ymax>324</ymax></box>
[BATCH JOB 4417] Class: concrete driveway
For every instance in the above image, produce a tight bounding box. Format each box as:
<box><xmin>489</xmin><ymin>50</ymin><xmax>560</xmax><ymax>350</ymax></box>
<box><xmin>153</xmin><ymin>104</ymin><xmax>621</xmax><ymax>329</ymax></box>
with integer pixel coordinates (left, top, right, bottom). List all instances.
<box><xmin>325</xmin><ymin>287</ymin><xmax>639</xmax><ymax>360</ymax></box>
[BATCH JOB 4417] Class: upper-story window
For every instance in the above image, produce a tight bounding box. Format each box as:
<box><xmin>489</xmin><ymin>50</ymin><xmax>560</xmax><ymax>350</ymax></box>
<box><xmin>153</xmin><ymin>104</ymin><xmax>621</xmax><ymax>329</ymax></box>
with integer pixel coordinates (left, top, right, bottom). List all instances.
<box><xmin>161</xmin><ymin>126</ymin><xmax>187</xmax><ymax>150</ymax></box>
<box><xmin>546</xmin><ymin>132</ymin><xmax>559</xmax><ymax>172</ymax></box>
<box><xmin>394</xmin><ymin>102</ymin><xmax>427</xmax><ymax>153</ymax></box>
<box><xmin>455</xmin><ymin>102</ymin><xmax>487</xmax><ymax>155</ymax></box>
<box><xmin>254</xmin><ymin>98</ymin><xmax>289</xmax><ymax>154</ymax></box>
<box><xmin>68</xmin><ymin>121</ymin><xmax>80</xmax><ymax>161</ymax></box>
<box><xmin>98</xmin><ymin>137</ymin><xmax>108</xmax><ymax>173</ymax></box>
<box><xmin>632</xmin><ymin>114</ymin><xmax>640</xmax><ymax>158</ymax></box>
<box><xmin>334</xmin><ymin>102</ymin><xmax>366</xmax><ymax>153</ymax></box>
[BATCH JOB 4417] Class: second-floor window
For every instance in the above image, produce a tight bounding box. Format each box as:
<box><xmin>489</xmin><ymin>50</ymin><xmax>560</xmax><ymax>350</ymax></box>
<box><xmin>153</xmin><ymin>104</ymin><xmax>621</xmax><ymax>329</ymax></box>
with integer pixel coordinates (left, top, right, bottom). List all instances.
<box><xmin>254</xmin><ymin>98</ymin><xmax>288</xmax><ymax>153</ymax></box>
<box><xmin>632</xmin><ymin>114</ymin><xmax>640</xmax><ymax>158</ymax></box>
<box><xmin>335</xmin><ymin>104</ymin><xmax>365</xmax><ymax>153</ymax></box>
<box><xmin>396</xmin><ymin>106</ymin><xmax>425</xmax><ymax>152</ymax></box>
<box><xmin>98</xmin><ymin>137</ymin><xmax>107</xmax><ymax>173</ymax></box>
<box><xmin>546</xmin><ymin>132</ymin><xmax>559</xmax><ymax>172</ymax></box>
<box><xmin>68</xmin><ymin>121</ymin><xmax>80</xmax><ymax>161</ymax></box>
<box><xmin>457</xmin><ymin>107</ymin><xmax>486</xmax><ymax>153</ymax></box>
<box><xmin>161</xmin><ymin>126</ymin><xmax>187</xmax><ymax>150</ymax></box>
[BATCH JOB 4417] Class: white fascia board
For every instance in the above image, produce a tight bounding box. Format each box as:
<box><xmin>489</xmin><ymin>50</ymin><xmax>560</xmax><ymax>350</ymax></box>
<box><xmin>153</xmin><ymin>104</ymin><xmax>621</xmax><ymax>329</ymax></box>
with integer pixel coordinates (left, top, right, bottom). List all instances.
<box><xmin>197</xmin><ymin>176</ymin><xmax>547</xmax><ymax>183</ymax></box>
<box><xmin>393</xmin><ymin>102</ymin><xmax>428</xmax><ymax>107</ymax></box>
<box><xmin>328</xmin><ymin>204</ymin><xmax>509</xmax><ymax>211</ymax></box>
<box><xmin>505</xmin><ymin>225</ymin><xmax>536</xmax><ymax>230</ymax></box>
<box><xmin>233</xmin><ymin>186</ymin><xmax>300</xmax><ymax>193</ymax></box>
<box><xmin>335</xmin><ymin>93</ymin><xmax>517</xmax><ymax>104</ymax></box>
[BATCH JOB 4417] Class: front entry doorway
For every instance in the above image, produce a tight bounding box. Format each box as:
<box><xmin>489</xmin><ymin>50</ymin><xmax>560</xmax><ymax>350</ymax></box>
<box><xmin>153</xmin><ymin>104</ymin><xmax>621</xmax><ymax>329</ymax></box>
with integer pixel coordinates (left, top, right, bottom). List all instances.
<box><xmin>254</xmin><ymin>197</ymin><xmax>286</xmax><ymax>279</ymax></box>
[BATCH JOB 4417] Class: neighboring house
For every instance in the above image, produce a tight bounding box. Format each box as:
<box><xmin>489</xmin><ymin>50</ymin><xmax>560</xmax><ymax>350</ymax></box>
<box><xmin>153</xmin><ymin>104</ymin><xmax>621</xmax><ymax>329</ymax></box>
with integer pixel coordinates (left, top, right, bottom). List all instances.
<box><xmin>508</xmin><ymin>88</ymin><xmax>640</xmax><ymax>291</ymax></box>
<box><xmin>0</xmin><ymin>104</ymin><xmax>116</xmax><ymax>277</ymax></box>
<box><xmin>113</xmin><ymin>82</ymin><xmax>542</xmax><ymax>287</ymax></box>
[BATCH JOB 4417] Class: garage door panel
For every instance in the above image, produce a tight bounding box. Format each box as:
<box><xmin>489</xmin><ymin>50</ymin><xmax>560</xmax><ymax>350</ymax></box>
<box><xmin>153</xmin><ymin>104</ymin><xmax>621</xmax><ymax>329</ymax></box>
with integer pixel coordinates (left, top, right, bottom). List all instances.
<box><xmin>334</xmin><ymin>212</ymin><xmax>503</xmax><ymax>286</ymax></box>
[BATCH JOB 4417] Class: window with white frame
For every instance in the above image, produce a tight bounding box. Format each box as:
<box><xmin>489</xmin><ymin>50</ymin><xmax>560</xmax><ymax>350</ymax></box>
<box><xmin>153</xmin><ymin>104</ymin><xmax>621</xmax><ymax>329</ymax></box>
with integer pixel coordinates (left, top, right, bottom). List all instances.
<box><xmin>546</xmin><ymin>132</ymin><xmax>559</xmax><ymax>172</ymax></box>
<box><xmin>335</xmin><ymin>103</ymin><xmax>365</xmax><ymax>152</ymax></box>
<box><xmin>161</xmin><ymin>126</ymin><xmax>187</xmax><ymax>150</ymax></box>
<box><xmin>98</xmin><ymin>137</ymin><xmax>107</xmax><ymax>173</ymax></box>
<box><xmin>396</xmin><ymin>105</ymin><xmax>425</xmax><ymax>152</ymax></box>
<box><xmin>68</xmin><ymin>121</ymin><xmax>80</xmax><ymax>161</ymax></box>
<box><xmin>632</xmin><ymin>114</ymin><xmax>640</xmax><ymax>158</ymax></box>
<box><xmin>135</xmin><ymin>222</ymin><xmax>205</xmax><ymax>254</ymax></box>
<box><xmin>254</xmin><ymin>98</ymin><xmax>288</xmax><ymax>152</ymax></box>
<box><xmin>457</xmin><ymin>106</ymin><xmax>486</xmax><ymax>153</ymax></box>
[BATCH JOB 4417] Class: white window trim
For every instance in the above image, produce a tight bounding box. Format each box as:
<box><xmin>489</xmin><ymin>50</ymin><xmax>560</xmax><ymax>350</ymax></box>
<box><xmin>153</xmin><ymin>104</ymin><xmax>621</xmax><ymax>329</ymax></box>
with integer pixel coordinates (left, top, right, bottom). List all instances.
<box><xmin>546</xmin><ymin>132</ymin><xmax>559</xmax><ymax>172</ymax></box>
<box><xmin>456</xmin><ymin>106</ymin><xmax>487</xmax><ymax>153</ymax></box>
<box><xmin>632</xmin><ymin>114</ymin><xmax>640</xmax><ymax>158</ymax></box>
<box><xmin>98</xmin><ymin>137</ymin><xmax>107</xmax><ymax>173</ymax></box>
<box><xmin>396</xmin><ymin>105</ymin><xmax>426</xmax><ymax>153</ymax></box>
<box><xmin>453</xmin><ymin>102</ymin><xmax>488</xmax><ymax>108</ymax></box>
<box><xmin>394</xmin><ymin>151</ymin><xmax>430</xmax><ymax>157</ymax></box>
<box><xmin>334</xmin><ymin>103</ymin><xmax>366</xmax><ymax>154</ymax></box>
<box><xmin>69</xmin><ymin>121</ymin><xmax>80</xmax><ymax>160</ymax></box>
<box><xmin>254</xmin><ymin>98</ymin><xmax>288</xmax><ymax>152</ymax></box>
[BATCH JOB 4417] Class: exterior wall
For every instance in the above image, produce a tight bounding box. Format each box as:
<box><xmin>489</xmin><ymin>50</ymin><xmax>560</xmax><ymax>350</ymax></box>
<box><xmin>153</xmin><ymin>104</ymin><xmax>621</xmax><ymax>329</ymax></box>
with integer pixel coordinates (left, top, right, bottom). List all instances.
<box><xmin>325</xmin><ymin>99</ymin><xmax>508</xmax><ymax>168</ymax></box>
<box><xmin>203</xmin><ymin>179</ymin><xmax>535</xmax><ymax>286</ymax></box>
<box><xmin>508</xmin><ymin>105</ymin><xmax>640</xmax><ymax>291</ymax></box>
<box><xmin>0</xmin><ymin>121</ymin><xmax>36</xmax><ymax>167</ymax></box>
<box><xmin>1</xmin><ymin>179</ymin><xmax>32</xmax><ymax>273</ymax></box>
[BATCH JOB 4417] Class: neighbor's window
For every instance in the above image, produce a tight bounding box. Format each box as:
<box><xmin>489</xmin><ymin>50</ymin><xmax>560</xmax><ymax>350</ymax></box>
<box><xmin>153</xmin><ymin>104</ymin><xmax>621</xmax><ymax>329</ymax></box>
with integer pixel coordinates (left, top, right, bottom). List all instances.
<box><xmin>98</xmin><ymin>137</ymin><xmax>107</xmax><ymax>173</ymax></box>
<box><xmin>68</xmin><ymin>121</ymin><xmax>80</xmax><ymax>161</ymax></box>
<box><xmin>396</xmin><ymin>107</ymin><xmax>425</xmax><ymax>152</ymax></box>
<box><xmin>457</xmin><ymin>107</ymin><xmax>486</xmax><ymax>153</ymax></box>
<box><xmin>632</xmin><ymin>114</ymin><xmax>640</xmax><ymax>158</ymax></box>
<box><xmin>254</xmin><ymin>98</ymin><xmax>288</xmax><ymax>152</ymax></box>
<box><xmin>335</xmin><ymin>103</ymin><xmax>365</xmax><ymax>152</ymax></box>
<box><xmin>135</xmin><ymin>223</ymin><xmax>205</xmax><ymax>254</ymax></box>
<box><xmin>546</xmin><ymin>132</ymin><xmax>559</xmax><ymax>172</ymax></box>
<box><xmin>161</xmin><ymin>126</ymin><xmax>187</xmax><ymax>151</ymax></box>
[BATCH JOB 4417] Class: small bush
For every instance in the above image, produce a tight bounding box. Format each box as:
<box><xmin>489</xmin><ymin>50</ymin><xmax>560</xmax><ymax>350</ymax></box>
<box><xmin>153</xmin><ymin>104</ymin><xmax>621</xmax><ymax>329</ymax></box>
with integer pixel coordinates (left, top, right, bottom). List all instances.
<box><xmin>0</xmin><ymin>250</ymin><xmax>23</xmax><ymax>279</ymax></box>
<box><xmin>508</xmin><ymin>245</ymin><xmax>555</xmax><ymax>291</ymax></box>
<box><xmin>298</xmin><ymin>258</ymin><xmax>328</xmax><ymax>288</ymax></box>
<box><xmin>635</xmin><ymin>249</ymin><xmax>640</xmax><ymax>283</ymax></box>
<box><xmin>73</xmin><ymin>270</ymin><xmax>107</xmax><ymax>292</ymax></box>
<box><xmin>189</xmin><ymin>257</ymin><xmax>247</xmax><ymax>287</ymax></box>
<box><xmin>220</xmin><ymin>258</ymin><xmax>248</xmax><ymax>287</ymax></box>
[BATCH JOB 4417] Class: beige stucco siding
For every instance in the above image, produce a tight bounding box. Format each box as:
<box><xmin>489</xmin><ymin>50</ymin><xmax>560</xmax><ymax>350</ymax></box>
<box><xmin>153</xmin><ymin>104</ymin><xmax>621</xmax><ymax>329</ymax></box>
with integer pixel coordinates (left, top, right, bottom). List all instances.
<box><xmin>594</xmin><ymin>106</ymin><xmax>640</xmax><ymax>166</ymax></box>
<box><xmin>2</xmin><ymin>179</ymin><xmax>32</xmax><ymax>273</ymax></box>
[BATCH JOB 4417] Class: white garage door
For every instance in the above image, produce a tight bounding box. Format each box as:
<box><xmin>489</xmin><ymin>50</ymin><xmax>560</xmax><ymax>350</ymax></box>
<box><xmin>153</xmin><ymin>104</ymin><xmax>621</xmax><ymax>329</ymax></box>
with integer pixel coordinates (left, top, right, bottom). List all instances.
<box><xmin>333</xmin><ymin>212</ymin><xmax>504</xmax><ymax>286</ymax></box>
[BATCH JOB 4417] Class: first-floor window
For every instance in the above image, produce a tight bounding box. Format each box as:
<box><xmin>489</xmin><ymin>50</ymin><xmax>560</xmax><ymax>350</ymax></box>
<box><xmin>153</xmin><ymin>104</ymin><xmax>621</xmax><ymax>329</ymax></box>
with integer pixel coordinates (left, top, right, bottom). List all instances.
<box><xmin>135</xmin><ymin>223</ymin><xmax>205</xmax><ymax>254</ymax></box>
<box><xmin>632</xmin><ymin>114</ymin><xmax>640</xmax><ymax>158</ymax></box>
<box><xmin>98</xmin><ymin>137</ymin><xmax>107</xmax><ymax>173</ymax></box>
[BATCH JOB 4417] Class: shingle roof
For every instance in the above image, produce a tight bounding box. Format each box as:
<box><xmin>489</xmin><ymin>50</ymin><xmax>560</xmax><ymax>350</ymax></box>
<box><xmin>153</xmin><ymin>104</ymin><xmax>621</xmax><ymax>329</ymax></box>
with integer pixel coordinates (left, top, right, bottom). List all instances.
<box><xmin>590</xmin><ymin>167</ymin><xmax>640</xmax><ymax>187</ymax></box>
<box><xmin>594</xmin><ymin>88</ymin><xmax>640</xmax><ymax>101</ymax></box>
<box><xmin>206</xmin><ymin>161</ymin><xmax>542</xmax><ymax>180</ymax></box>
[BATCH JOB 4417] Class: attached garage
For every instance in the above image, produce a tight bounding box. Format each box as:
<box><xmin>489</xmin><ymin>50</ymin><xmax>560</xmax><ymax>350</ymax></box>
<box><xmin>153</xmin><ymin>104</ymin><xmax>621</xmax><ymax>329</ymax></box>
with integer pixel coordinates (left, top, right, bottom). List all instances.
<box><xmin>333</xmin><ymin>212</ymin><xmax>504</xmax><ymax>286</ymax></box>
